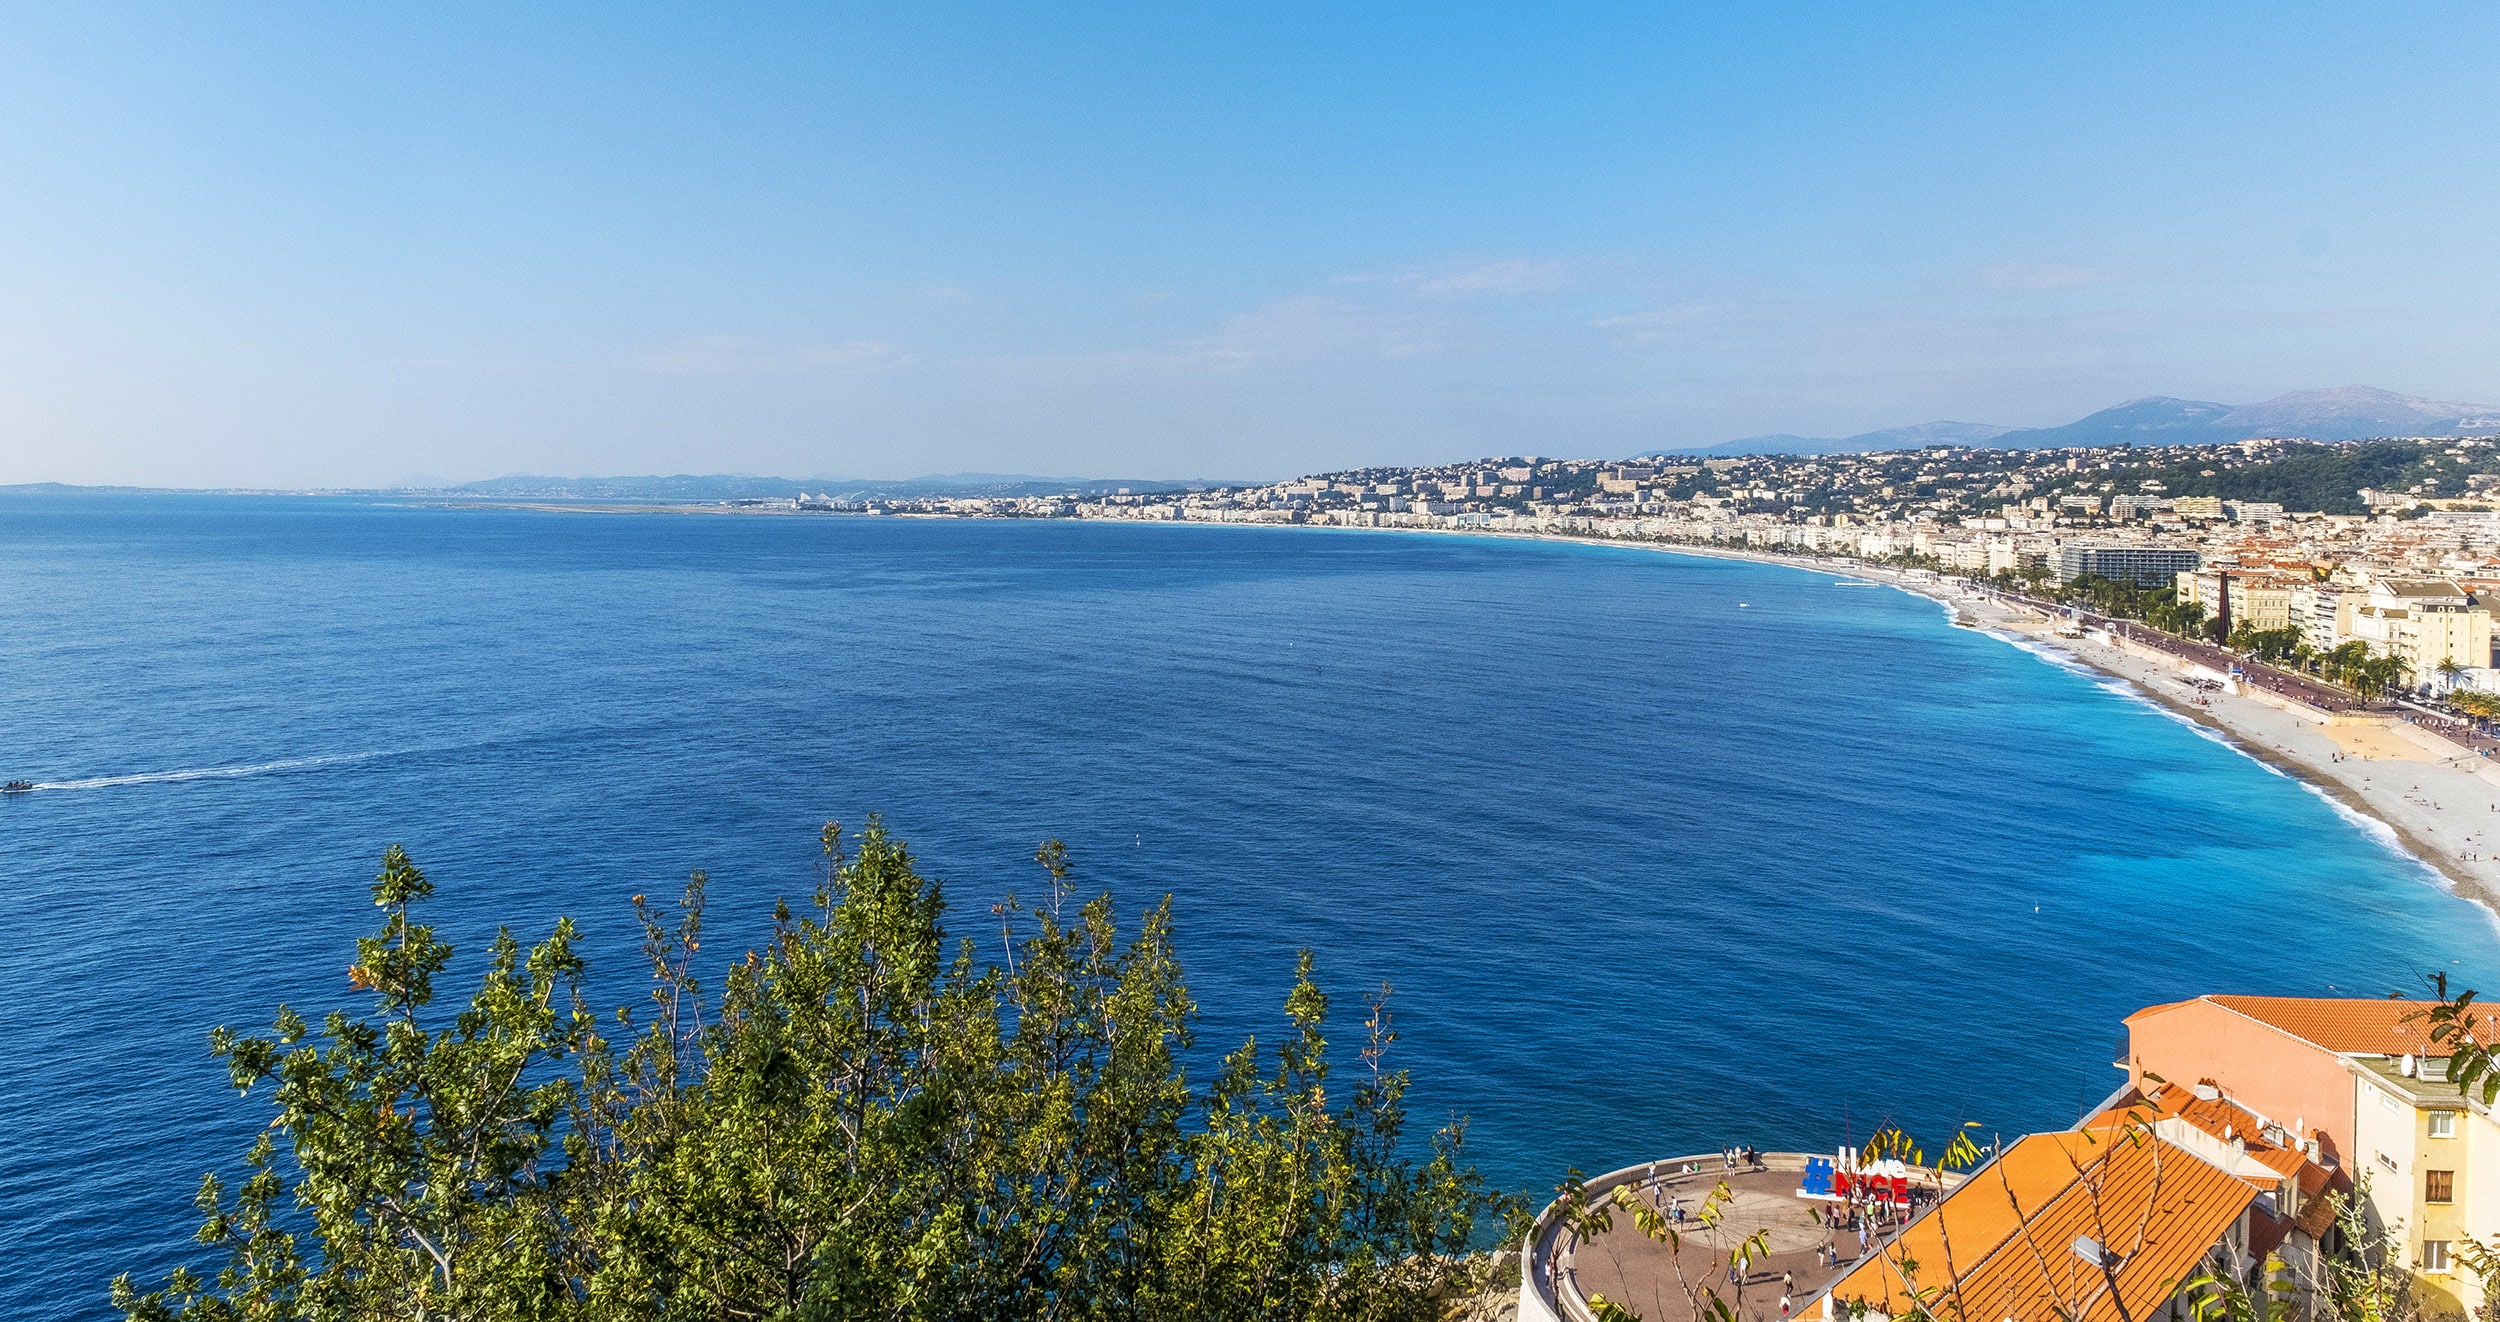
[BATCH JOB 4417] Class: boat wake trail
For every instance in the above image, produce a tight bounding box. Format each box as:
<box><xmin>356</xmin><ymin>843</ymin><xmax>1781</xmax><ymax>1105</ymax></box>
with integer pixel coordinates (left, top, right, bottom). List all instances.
<box><xmin>32</xmin><ymin>751</ymin><xmax>390</xmax><ymax>792</ymax></box>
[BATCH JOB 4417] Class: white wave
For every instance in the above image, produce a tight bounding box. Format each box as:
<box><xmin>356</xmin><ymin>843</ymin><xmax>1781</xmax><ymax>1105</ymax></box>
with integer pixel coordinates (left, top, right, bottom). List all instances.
<box><xmin>1971</xmin><ymin>624</ymin><xmax>2192</xmax><ymax>711</ymax></box>
<box><xmin>1966</xmin><ymin>624</ymin><xmax>2500</xmax><ymax>930</ymax></box>
<box><xmin>2301</xmin><ymin>781</ymin><xmax>2431</xmax><ymax>867</ymax></box>
<box><xmin>32</xmin><ymin>751</ymin><xmax>386</xmax><ymax>791</ymax></box>
<box><xmin>2285</xmin><ymin>779</ymin><xmax>2500</xmax><ymax>937</ymax></box>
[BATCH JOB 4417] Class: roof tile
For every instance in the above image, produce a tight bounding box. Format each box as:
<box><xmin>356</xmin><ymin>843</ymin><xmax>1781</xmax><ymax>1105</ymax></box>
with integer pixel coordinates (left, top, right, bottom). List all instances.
<box><xmin>1824</xmin><ymin>1125</ymin><xmax>2259</xmax><ymax>1322</ymax></box>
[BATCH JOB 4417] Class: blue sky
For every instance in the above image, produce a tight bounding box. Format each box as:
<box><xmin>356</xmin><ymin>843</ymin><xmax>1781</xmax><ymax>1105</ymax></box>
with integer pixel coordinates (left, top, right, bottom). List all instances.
<box><xmin>2</xmin><ymin>3</ymin><xmax>2494</xmax><ymax>486</ymax></box>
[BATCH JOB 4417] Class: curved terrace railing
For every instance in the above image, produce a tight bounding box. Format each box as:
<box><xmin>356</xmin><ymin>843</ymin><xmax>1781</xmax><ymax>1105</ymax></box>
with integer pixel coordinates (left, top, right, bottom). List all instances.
<box><xmin>1519</xmin><ymin>1151</ymin><xmax>1813</xmax><ymax>1322</ymax></box>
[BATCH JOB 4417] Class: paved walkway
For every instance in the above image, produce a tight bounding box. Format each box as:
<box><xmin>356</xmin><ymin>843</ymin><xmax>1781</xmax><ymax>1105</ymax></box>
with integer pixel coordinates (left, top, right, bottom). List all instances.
<box><xmin>1554</xmin><ymin>1162</ymin><xmax>1929</xmax><ymax>1322</ymax></box>
<box><xmin>1993</xmin><ymin>588</ymin><xmax>2500</xmax><ymax>760</ymax></box>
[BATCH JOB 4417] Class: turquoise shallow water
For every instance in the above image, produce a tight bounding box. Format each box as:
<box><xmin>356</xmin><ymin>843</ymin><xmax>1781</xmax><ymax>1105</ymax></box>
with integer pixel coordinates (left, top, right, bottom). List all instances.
<box><xmin>1</xmin><ymin>495</ymin><xmax>2492</xmax><ymax>1317</ymax></box>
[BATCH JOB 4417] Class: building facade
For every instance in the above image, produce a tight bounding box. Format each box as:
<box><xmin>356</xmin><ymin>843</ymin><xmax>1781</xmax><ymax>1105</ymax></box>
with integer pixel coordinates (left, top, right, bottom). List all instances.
<box><xmin>2057</xmin><ymin>542</ymin><xmax>2202</xmax><ymax>587</ymax></box>
<box><xmin>2348</xmin><ymin>579</ymin><xmax>2496</xmax><ymax>687</ymax></box>
<box><xmin>2125</xmin><ymin>994</ymin><xmax>2500</xmax><ymax>1317</ymax></box>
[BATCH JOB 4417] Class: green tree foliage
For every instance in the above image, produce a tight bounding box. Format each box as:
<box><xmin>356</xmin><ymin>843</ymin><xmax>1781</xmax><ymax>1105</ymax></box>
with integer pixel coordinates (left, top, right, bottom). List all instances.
<box><xmin>2031</xmin><ymin>570</ymin><xmax>2424</xmax><ymax>696</ymax></box>
<box><xmin>2451</xmin><ymin>690</ymin><xmax>2500</xmax><ymax>722</ymax></box>
<box><xmin>2226</xmin><ymin>626</ymin><xmax>2307</xmax><ymax>663</ymax></box>
<box><xmin>2181</xmin><ymin>1189</ymin><xmax>2378</xmax><ymax>1322</ymax></box>
<box><xmin>2039</xmin><ymin>441</ymin><xmax>2453</xmax><ymax>516</ymax></box>
<box><xmin>115</xmin><ymin>821</ymin><xmax>1522</xmax><ymax>1322</ymax></box>
<box><xmin>2033</xmin><ymin>574</ymin><xmax>2208</xmax><ymax>639</ymax></box>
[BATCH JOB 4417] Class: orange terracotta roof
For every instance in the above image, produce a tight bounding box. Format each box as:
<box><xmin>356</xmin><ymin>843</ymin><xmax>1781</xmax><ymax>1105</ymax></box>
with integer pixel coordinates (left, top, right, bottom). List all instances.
<box><xmin>2143</xmin><ymin>1086</ymin><xmax>2311</xmax><ymax>1173</ymax></box>
<box><xmin>2127</xmin><ymin>1084</ymin><xmax>2352</xmax><ymax>1244</ymax></box>
<box><xmin>2291</xmin><ymin>1164</ymin><xmax>2351</xmax><ymax>1240</ymax></box>
<box><xmin>2206</xmin><ymin>995</ymin><xmax>2469</xmax><ymax>1054</ymax></box>
<box><xmin>2129</xmin><ymin>995</ymin><xmax>2497</xmax><ymax>1057</ymax></box>
<box><xmin>1823</xmin><ymin>1127</ymin><xmax>2259</xmax><ymax>1322</ymax></box>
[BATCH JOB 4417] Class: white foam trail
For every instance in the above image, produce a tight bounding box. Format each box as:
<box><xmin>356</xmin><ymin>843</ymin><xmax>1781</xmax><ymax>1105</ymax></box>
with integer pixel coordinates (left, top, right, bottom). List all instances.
<box><xmin>2302</xmin><ymin>781</ymin><xmax>2433</xmax><ymax>867</ymax></box>
<box><xmin>1985</xmin><ymin>628</ymin><xmax>2107</xmax><ymax>680</ymax></box>
<box><xmin>32</xmin><ymin>751</ymin><xmax>386</xmax><ymax>791</ymax></box>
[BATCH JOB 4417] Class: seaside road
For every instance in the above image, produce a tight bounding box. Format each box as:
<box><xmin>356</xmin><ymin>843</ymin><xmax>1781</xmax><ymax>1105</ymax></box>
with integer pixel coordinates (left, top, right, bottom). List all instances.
<box><xmin>1993</xmin><ymin>589</ymin><xmax>2366</xmax><ymax>715</ymax></box>
<box><xmin>1985</xmin><ymin>583</ymin><xmax>2500</xmax><ymax>760</ymax></box>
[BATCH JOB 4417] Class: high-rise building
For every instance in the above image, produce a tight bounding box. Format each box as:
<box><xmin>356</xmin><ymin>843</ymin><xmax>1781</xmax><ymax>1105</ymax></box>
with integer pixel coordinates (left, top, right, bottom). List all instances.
<box><xmin>2055</xmin><ymin>542</ymin><xmax>2201</xmax><ymax>586</ymax></box>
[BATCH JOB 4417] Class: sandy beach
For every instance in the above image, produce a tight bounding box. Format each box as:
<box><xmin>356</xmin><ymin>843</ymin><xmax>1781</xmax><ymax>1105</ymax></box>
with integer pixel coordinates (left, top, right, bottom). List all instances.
<box><xmin>1988</xmin><ymin>599</ymin><xmax>2500</xmax><ymax>926</ymax></box>
<box><xmin>1579</xmin><ymin>534</ymin><xmax>2500</xmax><ymax>927</ymax></box>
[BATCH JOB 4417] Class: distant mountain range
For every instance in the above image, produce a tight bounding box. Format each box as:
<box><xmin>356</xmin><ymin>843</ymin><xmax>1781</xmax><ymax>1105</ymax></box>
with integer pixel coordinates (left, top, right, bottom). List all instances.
<box><xmin>1653</xmin><ymin>386</ymin><xmax>2500</xmax><ymax>458</ymax></box>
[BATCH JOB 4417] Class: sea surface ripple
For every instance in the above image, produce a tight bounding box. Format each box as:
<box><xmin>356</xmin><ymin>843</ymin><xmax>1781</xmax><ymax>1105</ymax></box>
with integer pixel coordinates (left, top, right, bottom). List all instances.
<box><xmin>1</xmin><ymin>495</ymin><xmax>2493</xmax><ymax>1318</ymax></box>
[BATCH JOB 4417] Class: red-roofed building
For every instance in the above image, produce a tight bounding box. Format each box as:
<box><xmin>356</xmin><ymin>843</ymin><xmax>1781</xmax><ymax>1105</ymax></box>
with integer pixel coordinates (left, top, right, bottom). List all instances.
<box><xmin>1820</xmin><ymin>1123</ymin><xmax>2266</xmax><ymax>1322</ymax></box>
<box><xmin>2124</xmin><ymin>995</ymin><xmax>2500</xmax><ymax>1316</ymax></box>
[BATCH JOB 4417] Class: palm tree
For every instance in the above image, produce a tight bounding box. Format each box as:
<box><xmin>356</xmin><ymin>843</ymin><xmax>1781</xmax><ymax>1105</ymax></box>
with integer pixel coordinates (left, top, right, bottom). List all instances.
<box><xmin>2324</xmin><ymin>642</ymin><xmax>2373</xmax><ymax>691</ymax></box>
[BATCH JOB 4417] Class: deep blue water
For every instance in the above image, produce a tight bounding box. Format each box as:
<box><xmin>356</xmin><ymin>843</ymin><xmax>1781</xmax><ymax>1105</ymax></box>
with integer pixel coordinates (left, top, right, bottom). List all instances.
<box><xmin>2</xmin><ymin>495</ymin><xmax>2493</xmax><ymax>1317</ymax></box>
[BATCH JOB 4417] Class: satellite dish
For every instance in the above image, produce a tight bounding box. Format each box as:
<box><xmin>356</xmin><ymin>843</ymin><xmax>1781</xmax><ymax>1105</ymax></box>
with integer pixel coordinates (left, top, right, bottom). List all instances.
<box><xmin>2403</xmin><ymin>1054</ymin><xmax>2418</xmax><ymax>1077</ymax></box>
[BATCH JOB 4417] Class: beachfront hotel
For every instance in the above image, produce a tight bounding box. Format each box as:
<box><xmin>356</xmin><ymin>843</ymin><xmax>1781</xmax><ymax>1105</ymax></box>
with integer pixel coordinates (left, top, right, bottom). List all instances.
<box><xmin>1523</xmin><ymin>994</ymin><xmax>2500</xmax><ymax>1322</ymax></box>
<box><xmin>2056</xmin><ymin>542</ymin><xmax>2204</xmax><ymax>588</ymax></box>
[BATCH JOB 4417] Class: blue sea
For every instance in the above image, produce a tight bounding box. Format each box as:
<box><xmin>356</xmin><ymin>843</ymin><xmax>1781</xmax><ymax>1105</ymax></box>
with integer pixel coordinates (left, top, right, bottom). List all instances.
<box><xmin>2</xmin><ymin>495</ymin><xmax>2493</xmax><ymax>1317</ymax></box>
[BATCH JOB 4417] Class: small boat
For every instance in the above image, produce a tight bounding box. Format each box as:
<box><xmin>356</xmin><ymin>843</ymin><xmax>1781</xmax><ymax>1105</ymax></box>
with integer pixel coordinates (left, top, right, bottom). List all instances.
<box><xmin>1</xmin><ymin>780</ymin><xmax>33</xmax><ymax>794</ymax></box>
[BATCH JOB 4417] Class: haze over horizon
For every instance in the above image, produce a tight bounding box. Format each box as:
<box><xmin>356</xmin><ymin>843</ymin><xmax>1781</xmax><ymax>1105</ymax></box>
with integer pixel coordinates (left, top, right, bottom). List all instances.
<box><xmin>3</xmin><ymin>3</ymin><xmax>2495</xmax><ymax>489</ymax></box>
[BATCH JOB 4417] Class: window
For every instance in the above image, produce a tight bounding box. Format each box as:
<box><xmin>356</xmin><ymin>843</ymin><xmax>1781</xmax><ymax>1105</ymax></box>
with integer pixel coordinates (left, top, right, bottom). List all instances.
<box><xmin>2424</xmin><ymin>1241</ymin><xmax>2452</xmax><ymax>1273</ymax></box>
<box><xmin>2429</xmin><ymin>1110</ymin><xmax>2457</xmax><ymax>1139</ymax></box>
<box><xmin>2427</xmin><ymin>1170</ymin><xmax>2455</xmax><ymax>1204</ymax></box>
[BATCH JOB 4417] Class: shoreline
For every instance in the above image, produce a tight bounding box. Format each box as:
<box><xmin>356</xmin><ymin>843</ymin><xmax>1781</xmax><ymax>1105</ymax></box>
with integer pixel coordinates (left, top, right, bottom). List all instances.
<box><xmin>436</xmin><ymin>501</ymin><xmax>2500</xmax><ymax>928</ymax></box>
<box><xmin>1478</xmin><ymin>528</ymin><xmax>2500</xmax><ymax>926</ymax></box>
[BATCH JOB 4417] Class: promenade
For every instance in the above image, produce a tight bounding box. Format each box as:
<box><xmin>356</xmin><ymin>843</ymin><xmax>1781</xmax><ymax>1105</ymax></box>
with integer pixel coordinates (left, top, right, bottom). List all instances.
<box><xmin>1988</xmin><ymin>586</ymin><xmax>2365</xmax><ymax>712</ymax></box>
<box><xmin>1977</xmin><ymin>583</ymin><xmax>2500</xmax><ymax>758</ymax></box>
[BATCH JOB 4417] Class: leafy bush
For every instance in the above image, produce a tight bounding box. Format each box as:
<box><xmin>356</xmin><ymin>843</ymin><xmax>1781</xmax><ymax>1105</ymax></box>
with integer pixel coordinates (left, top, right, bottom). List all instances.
<box><xmin>115</xmin><ymin>821</ymin><xmax>1521</xmax><ymax>1322</ymax></box>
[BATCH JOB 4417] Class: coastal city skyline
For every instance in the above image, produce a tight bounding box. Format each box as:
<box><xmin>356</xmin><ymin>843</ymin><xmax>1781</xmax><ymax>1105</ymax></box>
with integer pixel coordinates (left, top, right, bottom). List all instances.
<box><xmin>14</xmin><ymin>6</ymin><xmax>2500</xmax><ymax>1322</ymax></box>
<box><xmin>25</xmin><ymin>381</ymin><xmax>2496</xmax><ymax>496</ymax></box>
